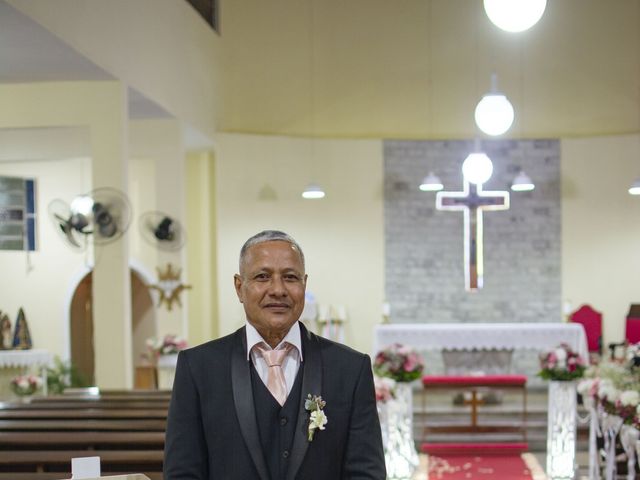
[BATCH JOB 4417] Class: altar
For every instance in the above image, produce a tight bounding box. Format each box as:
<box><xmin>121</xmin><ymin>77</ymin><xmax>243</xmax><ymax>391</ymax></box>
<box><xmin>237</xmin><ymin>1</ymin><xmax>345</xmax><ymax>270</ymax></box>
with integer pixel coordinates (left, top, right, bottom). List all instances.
<box><xmin>0</xmin><ymin>349</ymin><xmax>53</xmax><ymax>398</ymax></box>
<box><xmin>374</xmin><ymin>323</ymin><xmax>589</xmax><ymax>376</ymax></box>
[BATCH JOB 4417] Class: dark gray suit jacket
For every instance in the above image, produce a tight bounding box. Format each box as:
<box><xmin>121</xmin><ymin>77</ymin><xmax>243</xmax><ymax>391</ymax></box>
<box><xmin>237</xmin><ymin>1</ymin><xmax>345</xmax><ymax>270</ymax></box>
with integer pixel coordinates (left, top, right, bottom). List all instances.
<box><xmin>164</xmin><ymin>322</ymin><xmax>386</xmax><ymax>479</ymax></box>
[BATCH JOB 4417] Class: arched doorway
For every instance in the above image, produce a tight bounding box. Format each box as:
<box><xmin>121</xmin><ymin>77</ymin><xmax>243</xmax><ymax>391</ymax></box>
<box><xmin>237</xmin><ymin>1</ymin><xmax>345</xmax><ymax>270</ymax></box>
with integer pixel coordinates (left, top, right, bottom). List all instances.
<box><xmin>69</xmin><ymin>269</ymin><xmax>155</xmax><ymax>385</ymax></box>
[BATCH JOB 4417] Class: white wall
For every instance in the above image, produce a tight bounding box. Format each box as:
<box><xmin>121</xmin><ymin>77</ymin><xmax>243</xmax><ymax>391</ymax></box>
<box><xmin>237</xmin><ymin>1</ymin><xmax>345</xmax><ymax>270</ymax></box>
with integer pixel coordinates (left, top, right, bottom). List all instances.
<box><xmin>0</xmin><ymin>152</ymin><xmax>92</xmax><ymax>359</ymax></box>
<box><xmin>214</xmin><ymin>133</ymin><xmax>384</xmax><ymax>355</ymax></box>
<box><xmin>562</xmin><ymin>134</ymin><xmax>640</xmax><ymax>347</ymax></box>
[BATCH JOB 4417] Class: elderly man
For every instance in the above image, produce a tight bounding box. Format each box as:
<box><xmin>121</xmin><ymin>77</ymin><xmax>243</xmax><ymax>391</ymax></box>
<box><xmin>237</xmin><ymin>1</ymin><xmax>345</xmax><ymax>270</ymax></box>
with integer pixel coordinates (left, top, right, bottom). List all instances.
<box><xmin>164</xmin><ymin>230</ymin><xmax>386</xmax><ymax>479</ymax></box>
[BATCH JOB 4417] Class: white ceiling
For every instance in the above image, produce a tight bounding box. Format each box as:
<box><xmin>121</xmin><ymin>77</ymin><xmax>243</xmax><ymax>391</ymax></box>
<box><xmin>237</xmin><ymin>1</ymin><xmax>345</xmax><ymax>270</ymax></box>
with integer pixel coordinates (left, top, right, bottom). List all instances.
<box><xmin>0</xmin><ymin>0</ymin><xmax>170</xmax><ymax>119</ymax></box>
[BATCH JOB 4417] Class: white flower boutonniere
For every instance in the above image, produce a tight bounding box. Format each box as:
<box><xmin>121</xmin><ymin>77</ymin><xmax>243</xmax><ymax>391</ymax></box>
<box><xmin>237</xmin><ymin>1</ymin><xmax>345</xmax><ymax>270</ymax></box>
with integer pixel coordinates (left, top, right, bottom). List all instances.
<box><xmin>305</xmin><ymin>394</ymin><xmax>327</xmax><ymax>442</ymax></box>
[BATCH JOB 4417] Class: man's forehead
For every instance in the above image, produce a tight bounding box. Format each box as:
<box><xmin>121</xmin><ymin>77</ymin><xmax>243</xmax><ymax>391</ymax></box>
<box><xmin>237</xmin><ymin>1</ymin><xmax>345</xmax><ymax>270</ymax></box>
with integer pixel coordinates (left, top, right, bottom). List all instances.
<box><xmin>241</xmin><ymin>241</ymin><xmax>304</xmax><ymax>268</ymax></box>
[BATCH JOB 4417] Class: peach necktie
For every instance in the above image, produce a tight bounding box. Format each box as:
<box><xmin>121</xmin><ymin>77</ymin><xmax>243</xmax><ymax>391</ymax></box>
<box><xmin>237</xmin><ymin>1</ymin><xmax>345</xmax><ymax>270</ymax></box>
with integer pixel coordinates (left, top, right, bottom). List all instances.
<box><xmin>255</xmin><ymin>342</ymin><xmax>293</xmax><ymax>406</ymax></box>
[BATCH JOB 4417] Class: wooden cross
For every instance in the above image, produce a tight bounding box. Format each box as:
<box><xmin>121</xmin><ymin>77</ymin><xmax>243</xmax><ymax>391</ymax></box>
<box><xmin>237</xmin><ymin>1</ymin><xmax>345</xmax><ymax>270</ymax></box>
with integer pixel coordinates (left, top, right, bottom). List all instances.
<box><xmin>436</xmin><ymin>180</ymin><xmax>509</xmax><ymax>291</ymax></box>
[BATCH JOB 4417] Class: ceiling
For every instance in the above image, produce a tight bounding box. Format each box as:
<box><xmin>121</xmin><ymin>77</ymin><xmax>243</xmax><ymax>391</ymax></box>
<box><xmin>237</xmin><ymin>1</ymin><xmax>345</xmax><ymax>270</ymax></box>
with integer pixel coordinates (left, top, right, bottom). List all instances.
<box><xmin>217</xmin><ymin>0</ymin><xmax>640</xmax><ymax>139</ymax></box>
<box><xmin>2</xmin><ymin>0</ymin><xmax>640</xmax><ymax>141</ymax></box>
<box><xmin>0</xmin><ymin>0</ymin><xmax>170</xmax><ymax>120</ymax></box>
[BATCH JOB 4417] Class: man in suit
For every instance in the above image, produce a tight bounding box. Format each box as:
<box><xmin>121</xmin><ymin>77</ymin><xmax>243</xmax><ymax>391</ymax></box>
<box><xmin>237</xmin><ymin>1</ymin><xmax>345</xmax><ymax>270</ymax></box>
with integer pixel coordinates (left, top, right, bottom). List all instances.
<box><xmin>164</xmin><ymin>230</ymin><xmax>386</xmax><ymax>479</ymax></box>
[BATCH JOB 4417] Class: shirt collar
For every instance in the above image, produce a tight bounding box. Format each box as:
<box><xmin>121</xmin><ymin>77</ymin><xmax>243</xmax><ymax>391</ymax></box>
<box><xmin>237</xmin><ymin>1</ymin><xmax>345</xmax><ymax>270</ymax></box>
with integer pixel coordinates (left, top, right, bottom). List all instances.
<box><xmin>245</xmin><ymin>321</ymin><xmax>303</xmax><ymax>362</ymax></box>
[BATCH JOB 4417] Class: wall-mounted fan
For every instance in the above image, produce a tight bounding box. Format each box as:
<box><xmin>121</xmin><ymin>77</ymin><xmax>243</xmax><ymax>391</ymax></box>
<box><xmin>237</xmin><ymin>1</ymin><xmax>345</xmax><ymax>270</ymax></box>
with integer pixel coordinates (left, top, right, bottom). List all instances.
<box><xmin>139</xmin><ymin>211</ymin><xmax>186</xmax><ymax>251</ymax></box>
<box><xmin>48</xmin><ymin>187</ymin><xmax>132</xmax><ymax>250</ymax></box>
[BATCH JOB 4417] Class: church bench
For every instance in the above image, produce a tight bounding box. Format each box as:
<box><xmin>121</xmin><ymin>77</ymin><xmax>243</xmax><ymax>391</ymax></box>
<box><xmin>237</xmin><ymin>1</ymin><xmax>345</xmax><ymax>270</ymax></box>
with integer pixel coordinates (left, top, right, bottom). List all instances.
<box><xmin>0</xmin><ymin>431</ymin><xmax>165</xmax><ymax>448</ymax></box>
<box><xmin>421</xmin><ymin>375</ymin><xmax>527</xmax><ymax>442</ymax></box>
<box><xmin>0</xmin><ymin>449</ymin><xmax>163</xmax><ymax>472</ymax></box>
<box><xmin>0</xmin><ymin>473</ymin><xmax>163</xmax><ymax>480</ymax></box>
<box><xmin>29</xmin><ymin>393</ymin><xmax>171</xmax><ymax>403</ymax></box>
<box><xmin>0</xmin><ymin>419</ymin><xmax>166</xmax><ymax>431</ymax></box>
<box><xmin>0</xmin><ymin>409</ymin><xmax>168</xmax><ymax>420</ymax></box>
<box><xmin>0</xmin><ymin>401</ymin><xmax>169</xmax><ymax>410</ymax></box>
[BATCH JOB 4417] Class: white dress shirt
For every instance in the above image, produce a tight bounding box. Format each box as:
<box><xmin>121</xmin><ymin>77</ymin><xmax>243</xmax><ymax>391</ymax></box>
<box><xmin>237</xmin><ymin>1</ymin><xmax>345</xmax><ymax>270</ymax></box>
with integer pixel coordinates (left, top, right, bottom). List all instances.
<box><xmin>245</xmin><ymin>321</ymin><xmax>303</xmax><ymax>396</ymax></box>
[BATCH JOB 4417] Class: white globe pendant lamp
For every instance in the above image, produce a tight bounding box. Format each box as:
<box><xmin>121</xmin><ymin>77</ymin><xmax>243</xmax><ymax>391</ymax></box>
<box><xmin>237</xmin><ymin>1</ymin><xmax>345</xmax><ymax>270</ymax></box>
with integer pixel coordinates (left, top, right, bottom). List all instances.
<box><xmin>462</xmin><ymin>151</ymin><xmax>494</xmax><ymax>185</ymax></box>
<box><xmin>483</xmin><ymin>0</ymin><xmax>547</xmax><ymax>33</ymax></box>
<box><xmin>475</xmin><ymin>73</ymin><xmax>515</xmax><ymax>136</ymax></box>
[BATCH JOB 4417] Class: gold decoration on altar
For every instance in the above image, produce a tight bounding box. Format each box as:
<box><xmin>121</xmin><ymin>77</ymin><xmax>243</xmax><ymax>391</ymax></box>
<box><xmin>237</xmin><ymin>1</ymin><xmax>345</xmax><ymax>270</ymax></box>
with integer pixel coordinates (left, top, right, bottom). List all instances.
<box><xmin>148</xmin><ymin>263</ymin><xmax>192</xmax><ymax>311</ymax></box>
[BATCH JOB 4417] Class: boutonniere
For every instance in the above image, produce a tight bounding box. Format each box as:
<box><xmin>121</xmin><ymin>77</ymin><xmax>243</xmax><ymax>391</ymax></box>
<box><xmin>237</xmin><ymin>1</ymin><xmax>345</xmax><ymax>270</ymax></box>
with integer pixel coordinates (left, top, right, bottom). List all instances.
<box><xmin>305</xmin><ymin>394</ymin><xmax>327</xmax><ymax>441</ymax></box>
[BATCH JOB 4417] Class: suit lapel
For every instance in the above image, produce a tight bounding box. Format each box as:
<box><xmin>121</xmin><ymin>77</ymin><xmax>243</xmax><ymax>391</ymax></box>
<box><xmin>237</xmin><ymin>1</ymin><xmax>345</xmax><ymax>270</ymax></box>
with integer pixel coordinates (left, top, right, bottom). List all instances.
<box><xmin>231</xmin><ymin>327</ymin><xmax>270</xmax><ymax>480</ymax></box>
<box><xmin>286</xmin><ymin>322</ymin><xmax>323</xmax><ymax>480</ymax></box>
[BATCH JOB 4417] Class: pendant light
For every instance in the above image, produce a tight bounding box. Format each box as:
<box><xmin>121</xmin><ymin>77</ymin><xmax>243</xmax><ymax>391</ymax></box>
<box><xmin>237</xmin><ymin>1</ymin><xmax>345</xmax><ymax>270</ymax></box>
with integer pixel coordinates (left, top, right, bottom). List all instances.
<box><xmin>511</xmin><ymin>170</ymin><xmax>535</xmax><ymax>191</ymax></box>
<box><xmin>462</xmin><ymin>140</ymin><xmax>494</xmax><ymax>185</ymax></box>
<box><xmin>302</xmin><ymin>183</ymin><xmax>326</xmax><ymax>199</ymax></box>
<box><xmin>301</xmin><ymin>0</ymin><xmax>325</xmax><ymax>200</ymax></box>
<box><xmin>419</xmin><ymin>172</ymin><xmax>444</xmax><ymax>192</ymax></box>
<box><xmin>483</xmin><ymin>0</ymin><xmax>547</xmax><ymax>33</ymax></box>
<box><xmin>475</xmin><ymin>73</ymin><xmax>515</xmax><ymax>136</ymax></box>
<box><xmin>629</xmin><ymin>178</ymin><xmax>640</xmax><ymax>195</ymax></box>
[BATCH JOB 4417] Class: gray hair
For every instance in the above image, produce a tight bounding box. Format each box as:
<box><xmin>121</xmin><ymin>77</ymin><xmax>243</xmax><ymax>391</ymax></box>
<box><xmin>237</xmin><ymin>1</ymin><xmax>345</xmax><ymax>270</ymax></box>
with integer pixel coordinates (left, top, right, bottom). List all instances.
<box><xmin>239</xmin><ymin>230</ymin><xmax>305</xmax><ymax>271</ymax></box>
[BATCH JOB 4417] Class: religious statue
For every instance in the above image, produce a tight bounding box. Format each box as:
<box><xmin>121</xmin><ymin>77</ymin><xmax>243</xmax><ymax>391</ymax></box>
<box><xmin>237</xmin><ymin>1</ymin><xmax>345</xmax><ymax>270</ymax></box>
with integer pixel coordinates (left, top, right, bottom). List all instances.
<box><xmin>0</xmin><ymin>311</ymin><xmax>12</xmax><ymax>349</ymax></box>
<box><xmin>12</xmin><ymin>307</ymin><xmax>32</xmax><ymax>350</ymax></box>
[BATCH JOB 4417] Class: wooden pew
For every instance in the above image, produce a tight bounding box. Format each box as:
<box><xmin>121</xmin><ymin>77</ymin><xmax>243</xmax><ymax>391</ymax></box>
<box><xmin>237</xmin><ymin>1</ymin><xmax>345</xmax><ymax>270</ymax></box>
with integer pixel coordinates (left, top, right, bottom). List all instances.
<box><xmin>0</xmin><ymin>419</ymin><xmax>166</xmax><ymax>431</ymax></box>
<box><xmin>0</xmin><ymin>390</ymin><xmax>170</xmax><ymax>478</ymax></box>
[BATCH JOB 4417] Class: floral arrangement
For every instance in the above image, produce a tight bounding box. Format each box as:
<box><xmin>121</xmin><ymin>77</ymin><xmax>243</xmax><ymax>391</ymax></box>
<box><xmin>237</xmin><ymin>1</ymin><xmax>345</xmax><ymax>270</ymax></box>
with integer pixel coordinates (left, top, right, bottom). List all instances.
<box><xmin>10</xmin><ymin>374</ymin><xmax>42</xmax><ymax>396</ymax></box>
<box><xmin>305</xmin><ymin>394</ymin><xmax>327</xmax><ymax>441</ymax></box>
<box><xmin>538</xmin><ymin>343</ymin><xmax>586</xmax><ymax>381</ymax></box>
<box><xmin>578</xmin><ymin>360</ymin><xmax>640</xmax><ymax>426</ymax></box>
<box><xmin>373</xmin><ymin>343</ymin><xmax>424</xmax><ymax>383</ymax></box>
<box><xmin>145</xmin><ymin>334</ymin><xmax>188</xmax><ymax>362</ymax></box>
<box><xmin>374</xmin><ymin>375</ymin><xmax>396</xmax><ymax>403</ymax></box>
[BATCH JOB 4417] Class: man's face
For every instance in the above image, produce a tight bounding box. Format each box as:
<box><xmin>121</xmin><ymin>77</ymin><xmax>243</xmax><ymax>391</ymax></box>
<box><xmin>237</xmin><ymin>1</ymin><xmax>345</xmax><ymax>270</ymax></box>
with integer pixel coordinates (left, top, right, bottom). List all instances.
<box><xmin>234</xmin><ymin>240</ymin><xmax>307</xmax><ymax>342</ymax></box>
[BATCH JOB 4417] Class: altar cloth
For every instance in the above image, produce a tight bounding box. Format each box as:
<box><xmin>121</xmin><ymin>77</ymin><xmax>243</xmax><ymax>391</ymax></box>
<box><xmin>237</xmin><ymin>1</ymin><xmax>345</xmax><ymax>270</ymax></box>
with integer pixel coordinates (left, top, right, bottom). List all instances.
<box><xmin>0</xmin><ymin>349</ymin><xmax>52</xmax><ymax>368</ymax></box>
<box><xmin>374</xmin><ymin>323</ymin><xmax>589</xmax><ymax>362</ymax></box>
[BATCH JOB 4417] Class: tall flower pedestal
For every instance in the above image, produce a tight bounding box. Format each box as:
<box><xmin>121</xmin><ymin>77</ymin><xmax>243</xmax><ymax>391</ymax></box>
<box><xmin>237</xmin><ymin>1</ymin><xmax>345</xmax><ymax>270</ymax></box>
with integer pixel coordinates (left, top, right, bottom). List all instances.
<box><xmin>156</xmin><ymin>354</ymin><xmax>178</xmax><ymax>390</ymax></box>
<box><xmin>546</xmin><ymin>380</ymin><xmax>577</xmax><ymax>480</ymax></box>
<box><xmin>379</xmin><ymin>382</ymin><xmax>419</xmax><ymax>480</ymax></box>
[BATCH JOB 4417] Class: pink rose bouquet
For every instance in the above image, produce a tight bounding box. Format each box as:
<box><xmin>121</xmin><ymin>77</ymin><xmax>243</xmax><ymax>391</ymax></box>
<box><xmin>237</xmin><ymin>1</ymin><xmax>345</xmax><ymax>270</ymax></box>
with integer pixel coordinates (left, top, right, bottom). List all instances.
<box><xmin>373</xmin><ymin>343</ymin><xmax>424</xmax><ymax>383</ymax></box>
<box><xmin>538</xmin><ymin>343</ymin><xmax>586</xmax><ymax>381</ymax></box>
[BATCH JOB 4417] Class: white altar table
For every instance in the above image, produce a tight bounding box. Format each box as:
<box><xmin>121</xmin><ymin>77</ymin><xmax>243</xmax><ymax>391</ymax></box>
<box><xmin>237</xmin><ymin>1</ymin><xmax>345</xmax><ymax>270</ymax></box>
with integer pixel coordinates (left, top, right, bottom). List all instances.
<box><xmin>0</xmin><ymin>349</ymin><xmax>53</xmax><ymax>398</ymax></box>
<box><xmin>374</xmin><ymin>323</ymin><xmax>589</xmax><ymax>373</ymax></box>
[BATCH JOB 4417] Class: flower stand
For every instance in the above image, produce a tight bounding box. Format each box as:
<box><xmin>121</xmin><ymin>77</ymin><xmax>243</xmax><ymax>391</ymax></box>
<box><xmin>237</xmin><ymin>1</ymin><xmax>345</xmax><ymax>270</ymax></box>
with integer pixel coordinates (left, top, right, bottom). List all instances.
<box><xmin>546</xmin><ymin>380</ymin><xmax>577</xmax><ymax>480</ymax></box>
<box><xmin>156</xmin><ymin>353</ymin><xmax>178</xmax><ymax>390</ymax></box>
<box><xmin>620</xmin><ymin>424</ymin><xmax>639</xmax><ymax>480</ymax></box>
<box><xmin>380</xmin><ymin>382</ymin><xmax>419</xmax><ymax>479</ymax></box>
<box><xmin>600</xmin><ymin>413</ymin><xmax>623</xmax><ymax>480</ymax></box>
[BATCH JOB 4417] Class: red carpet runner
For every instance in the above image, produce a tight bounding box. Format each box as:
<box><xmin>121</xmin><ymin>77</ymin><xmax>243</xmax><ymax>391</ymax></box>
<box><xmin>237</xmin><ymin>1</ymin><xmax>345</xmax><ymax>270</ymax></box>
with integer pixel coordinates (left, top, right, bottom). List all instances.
<box><xmin>424</xmin><ymin>453</ymin><xmax>546</xmax><ymax>480</ymax></box>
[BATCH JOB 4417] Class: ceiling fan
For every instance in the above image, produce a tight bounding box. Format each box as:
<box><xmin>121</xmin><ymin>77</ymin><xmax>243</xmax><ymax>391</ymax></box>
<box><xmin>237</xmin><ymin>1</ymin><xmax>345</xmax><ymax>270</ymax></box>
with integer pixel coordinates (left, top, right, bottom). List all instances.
<box><xmin>48</xmin><ymin>187</ymin><xmax>132</xmax><ymax>250</ymax></box>
<box><xmin>139</xmin><ymin>211</ymin><xmax>186</xmax><ymax>251</ymax></box>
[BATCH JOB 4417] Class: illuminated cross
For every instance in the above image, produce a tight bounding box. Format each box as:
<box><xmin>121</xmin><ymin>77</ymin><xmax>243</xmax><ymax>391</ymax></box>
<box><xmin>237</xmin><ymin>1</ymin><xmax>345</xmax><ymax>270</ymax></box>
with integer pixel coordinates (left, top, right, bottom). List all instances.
<box><xmin>436</xmin><ymin>179</ymin><xmax>509</xmax><ymax>291</ymax></box>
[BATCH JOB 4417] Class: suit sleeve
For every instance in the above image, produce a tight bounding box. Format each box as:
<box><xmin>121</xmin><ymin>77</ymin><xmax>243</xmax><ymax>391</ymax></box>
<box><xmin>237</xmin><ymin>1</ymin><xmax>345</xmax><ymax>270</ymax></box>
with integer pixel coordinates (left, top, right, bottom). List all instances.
<box><xmin>164</xmin><ymin>351</ymin><xmax>209</xmax><ymax>479</ymax></box>
<box><xmin>343</xmin><ymin>354</ymin><xmax>387</xmax><ymax>479</ymax></box>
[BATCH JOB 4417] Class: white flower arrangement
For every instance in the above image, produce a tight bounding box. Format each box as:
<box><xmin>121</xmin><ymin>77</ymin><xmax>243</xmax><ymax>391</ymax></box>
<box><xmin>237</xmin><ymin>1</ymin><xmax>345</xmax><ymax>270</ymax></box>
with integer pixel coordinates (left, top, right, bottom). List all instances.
<box><xmin>619</xmin><ymin>390</ymin><xmax>640</xmax><ymax>407</ymax></box>
<box><xmin>598</xmin><ymin>379</ymin><xmax>621</xmax><ymax>403</ymax></box>
<box><xmin>305</xmin><ymin>394</ymin><xmax>327</xmax><ymax>441</ymax></box>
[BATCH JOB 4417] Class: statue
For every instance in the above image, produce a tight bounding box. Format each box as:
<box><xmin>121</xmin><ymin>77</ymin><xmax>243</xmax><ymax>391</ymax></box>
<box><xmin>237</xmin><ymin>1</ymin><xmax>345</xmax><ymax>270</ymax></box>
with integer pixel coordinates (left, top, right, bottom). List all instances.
<box><xmin>0</xmin><ymin>312</ymin><xmax>12</xmax><ymax>349</ymax></box>
<box><xmin>12</xmin><ymin>308</ymin><xmax>32</xmax><ymax>350</ymax></box>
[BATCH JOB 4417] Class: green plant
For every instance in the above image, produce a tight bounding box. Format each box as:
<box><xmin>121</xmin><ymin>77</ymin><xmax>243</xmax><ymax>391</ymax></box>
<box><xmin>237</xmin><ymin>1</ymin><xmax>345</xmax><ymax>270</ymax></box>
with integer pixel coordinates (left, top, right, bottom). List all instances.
<box><xmin>46</xmin><ymin>357</ymin><xmax>89</xmax><ymax>394</ymax></box>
